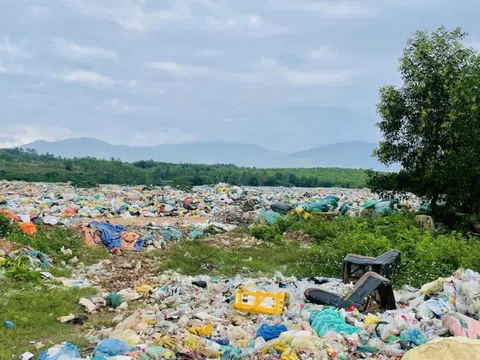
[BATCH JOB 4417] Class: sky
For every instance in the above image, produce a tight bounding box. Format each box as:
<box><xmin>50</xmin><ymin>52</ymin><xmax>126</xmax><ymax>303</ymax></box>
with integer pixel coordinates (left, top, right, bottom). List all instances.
<box><xmin>1</xmin><ymin>0</ymin><xmax>480</xmax><ymax>152</ymax></box>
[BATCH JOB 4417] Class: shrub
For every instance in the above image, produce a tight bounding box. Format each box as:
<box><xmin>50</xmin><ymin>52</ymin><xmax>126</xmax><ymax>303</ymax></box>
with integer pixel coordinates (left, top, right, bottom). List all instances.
<box><xmin>245</xmin><ymin>213</ymin><xmax>480</xmax><ymax>287</ymax></box>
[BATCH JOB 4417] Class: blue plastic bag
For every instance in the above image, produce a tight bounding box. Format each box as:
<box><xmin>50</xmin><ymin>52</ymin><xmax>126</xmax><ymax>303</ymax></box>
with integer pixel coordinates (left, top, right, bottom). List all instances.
<box><xmin>256</xmin><ymin>323</ymin><xmax>288</xmax><ymax>341</ymax></box>
<box><xmin>256</xmin><ymin>210</ymin><xmax>281</xmax><ymax>225</ymax></box>
<box><xmin>93</xmin><ymin>339</ymin><xmax>134</xmax><ymax>358</ymax></box>
<box><xmin>189</xmin><ymin>228</ymin><xmax>204</xmax><ymax>240</ymax></box>
<box><xmin>400</xmin><ymin>328</ymin><xmax>428</xmax><ymax>346</ymax></box>
<box><xmin>160</xmin><ymin>227</ymin><xmax>183</xmax><ymax>241</ymax></box>
<box><xmin>38</xmin><ymin>343</ymin><xmax>81</xmax><ymax>360</ymax></box>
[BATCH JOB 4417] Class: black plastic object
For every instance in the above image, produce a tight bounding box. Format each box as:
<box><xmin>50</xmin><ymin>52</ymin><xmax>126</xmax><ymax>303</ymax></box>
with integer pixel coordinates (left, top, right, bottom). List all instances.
<box><xmin>342</xmin><ymin>250</ymin><xmax>401</xmax><ymax>283</ymax></box>
<box><xmin>304</xmin><ymin>272</ymin><xmax>396</xmax><ymax>312</ymax></box>
<box><xmin>67</xmin><ymin>315</ymin><xmax>88</xmax><ymax>325</ymax></box>
<box><xmin>270</xmin><ymin>202</ymin><xmax>292</xmax><ymax>214</ymax></box>
<box><xmin>192</xmin><ymin>280</ymin><xmax>207</xmax><ymax>289</ymax></box>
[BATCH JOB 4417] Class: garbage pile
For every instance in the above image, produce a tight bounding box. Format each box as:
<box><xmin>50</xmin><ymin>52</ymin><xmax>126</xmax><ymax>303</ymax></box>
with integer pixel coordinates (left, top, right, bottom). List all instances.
<box><xmin>0</xmin><ymin>239</ymin><xmax>52</xmax><ymax>273</ymax></box>
<box><xmin>0</xmin><ymin>181</ymin><xmax>421</xmax><ymax>228</ymax></box>
<box><xmin>80</xmin><ymin>220</ymin><xmax>240</xmax><ymax>254</ymax></box>
<box><xmin>30</xmin><ymin>250</ymin><xmax>480</xmax><ymax>359</ymax></box>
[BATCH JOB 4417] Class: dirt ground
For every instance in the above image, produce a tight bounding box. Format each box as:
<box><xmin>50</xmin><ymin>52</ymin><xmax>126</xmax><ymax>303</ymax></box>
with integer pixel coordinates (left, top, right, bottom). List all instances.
<box><xmin>0</xmin><ymin>239</ymin><xmax>24</xmax><ymax>253</ymax></box>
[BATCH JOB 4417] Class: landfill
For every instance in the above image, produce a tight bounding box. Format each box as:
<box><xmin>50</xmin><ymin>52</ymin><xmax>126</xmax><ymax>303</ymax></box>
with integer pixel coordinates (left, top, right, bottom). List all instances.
<box><xmin>0</xmin><ymin>180</ymin><xmax>421</xmax><ymax>226</ymax></box>
<box><xmin>0</xmin><ymin>181</ymin><xmax>422</xmax><ymax>254</ymax></box>
<box><xmin>31</xmin><ymin>261</ymin><xmax>480</xmax><ymax>359</ymax></box>
<box><xmin>5</xmin><ymin>180</ymin><xmax>476</xmax><ymax>359</ymax></box>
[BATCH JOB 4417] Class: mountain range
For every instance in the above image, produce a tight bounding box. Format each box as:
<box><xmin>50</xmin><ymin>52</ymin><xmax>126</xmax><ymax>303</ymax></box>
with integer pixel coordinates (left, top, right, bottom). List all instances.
<box><xmin>17</xmin><ymin>137</ymin><xmax>393</xmax><ymax>170</ymax></box>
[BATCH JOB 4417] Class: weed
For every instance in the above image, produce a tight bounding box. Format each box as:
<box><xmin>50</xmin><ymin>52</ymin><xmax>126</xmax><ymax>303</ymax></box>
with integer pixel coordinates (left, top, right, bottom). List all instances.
<box><xmin>242</xmin><ymin>213</ymin><xmax>480</xmax><ymax>287</ymax></box>
<box><xmin>0</xmin><ymin>280</ymin><xmax>99</xmax><ymax>358</ymax></box>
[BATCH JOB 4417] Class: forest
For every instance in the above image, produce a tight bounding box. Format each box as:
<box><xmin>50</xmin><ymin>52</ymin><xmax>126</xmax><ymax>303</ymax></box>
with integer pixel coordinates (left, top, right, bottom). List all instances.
<box><xmin>0</xmin><ymin>148</ymin><xmax>367</xmax><ymax>188</ymax></box>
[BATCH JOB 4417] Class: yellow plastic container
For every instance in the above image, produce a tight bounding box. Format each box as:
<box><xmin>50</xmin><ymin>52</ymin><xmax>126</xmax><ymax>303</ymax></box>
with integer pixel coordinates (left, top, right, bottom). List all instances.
<box><xmin>234</xmin><ymin>286</ymin><xmax>287</xmax><ymax>315</ymax></box>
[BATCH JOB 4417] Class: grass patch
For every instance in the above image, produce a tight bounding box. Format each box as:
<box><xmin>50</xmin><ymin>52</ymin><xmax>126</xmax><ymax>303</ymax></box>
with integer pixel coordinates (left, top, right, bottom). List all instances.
<box><xmin>6</xmin><ymin>224</ymin><xmax>110</xmax><ymax>266</ymax></box>
<box><xmin>158</xmin><ymin>240</ymin><xmax>313</xmax><ymax>278</ymax></box>
<box><xmin>0</xmin><ymin>279</ymin><xmax>113</xmax><ymax>358</ymax></box>
<box><xmin>241</xmin><ymin>214</ymin><xmax>480</xmax><ymax>287</ymax></box>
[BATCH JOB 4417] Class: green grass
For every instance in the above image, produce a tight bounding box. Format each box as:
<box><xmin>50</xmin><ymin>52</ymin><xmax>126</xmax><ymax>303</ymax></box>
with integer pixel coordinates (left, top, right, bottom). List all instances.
<box><xmin>240</xmin><ymin>213</ymin><xmax>480</xmax><ymax>287</ymax></box>
<box><xmin>158</xmin><ymin>240</ymin><xmax>313</xmax><ymax>278</ymax></box>
<box><xmin>0</xmin><ymin>280</ymin><xmax>114</xmax><ymax>358</ymax></box>
<box><xmin>7</xmin><ymin>224</ymin><xmax>110</xmax><ymax>266</ymax></box>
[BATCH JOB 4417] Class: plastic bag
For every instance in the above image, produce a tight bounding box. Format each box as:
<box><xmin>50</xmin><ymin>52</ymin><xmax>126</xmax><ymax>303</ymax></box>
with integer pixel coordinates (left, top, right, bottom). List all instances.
<box><xmin>140</xmin><ymin>346</ymin><xmax>175</xmax><ymax>359</ymax></box>
<box><xmin>188</xmin><ymin>324</ymin><xmax>213</xmax><ymax>337</ymax></box>
<box><xmin>256</xmin><ymin>210</ymin><xmax>281</xmax><ymax>225</ymax></box>
<box><xmin>105</xmin><ymin>293</ymin><xmax>123</xmax><ymax>308</ymax></box>
<box><xmin>257</xmin><ymin>324</ymin><xmax>288</xmax><ymax>341</ymax></box>
<box><xmin>400</xmin><ymin>328</ymin><xmax>428</xmax><ymax>346</ymax></box>
<box><xmin>364</xmin><ymin>314</ymin><xmax>381</xmax><ymax>326</ymax></box>
<box><xmin>188</xmin><ymin>228</ymin><xmax>204</xmax><ymax>240</ymax></box>
<box><xmin>420</xmin><ymin>278</ymin><xmax>445</xmax><ymax>295</ymax></box>
<box><xmin>310</xmin><ymin>308</ymin><xmax>359</xmax><ymax>337</ymax></box>
<box><xmin>18</xmin><ymin>222</ymin><xmax>36</xmax><ymax>235</ymax></box>
<box><xmin>37</xmin><ymin>343</ymin><xmax>81</xmax><ymax>360</ymax></box>
<box><xmin>111</xmin><ymin>329</ymin><xmax>142</xmax><ymax>346</ymax></box>
<box><xmin>93</xmin><ymin>339</ymin><xmax>134</xmax><ymax>358</ymax></box>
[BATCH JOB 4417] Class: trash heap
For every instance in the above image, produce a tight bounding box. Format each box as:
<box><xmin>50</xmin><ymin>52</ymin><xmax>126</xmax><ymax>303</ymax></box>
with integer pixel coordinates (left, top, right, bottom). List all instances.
<box><xmin>0</xmin><ymin>181</ymin><xmax>421</xmax><ymax>228</ymax></box>
<box><xmin>0</xmin><ymin>239</ymin><xmax>52</xmax><ymax>275</ymax></box>
<box><xmin>80</xmin><ymin>220</ymin><xmax>238</xmax><ymax>254</ymax></box>
<box><xmin>32</xmin><ymin>255</ymin><xmax>480</xmax><ymax>359</ymax></box>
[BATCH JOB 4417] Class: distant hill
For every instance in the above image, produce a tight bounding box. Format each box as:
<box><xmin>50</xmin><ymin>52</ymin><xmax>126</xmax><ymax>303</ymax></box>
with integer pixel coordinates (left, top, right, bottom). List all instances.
<box><xmin>19</xmin><ymin>138</ymin><xmax>283</xmax><ymax>167</ymax></box>
<box><xmin>18</xmin><ymin>138</ymin><xmax>393</xmax><ymax>170</ymax></box>
<box><xmin>267</xmin><ymin>141</ymin><xmax>398</xmax><ymax>170</ymax></box>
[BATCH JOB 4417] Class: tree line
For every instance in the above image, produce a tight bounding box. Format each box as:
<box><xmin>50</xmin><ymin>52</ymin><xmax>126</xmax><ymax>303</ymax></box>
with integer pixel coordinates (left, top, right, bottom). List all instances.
<box><xmin>0</xmin><ymin>148</ymin><xmax>367</xmax><ymax>189</ymax></box>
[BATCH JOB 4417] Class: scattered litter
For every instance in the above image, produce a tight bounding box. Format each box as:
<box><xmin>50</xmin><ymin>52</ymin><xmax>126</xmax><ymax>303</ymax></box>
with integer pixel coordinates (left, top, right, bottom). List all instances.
<box><xmin>3</xmin><ymin>320</ymin><xmax>15</xmax><ymax>328</ymax></box>
<box><xmin>21</xmin><ymin>352</ymin><xmax>34</xmax><ymax>360</ymax></box>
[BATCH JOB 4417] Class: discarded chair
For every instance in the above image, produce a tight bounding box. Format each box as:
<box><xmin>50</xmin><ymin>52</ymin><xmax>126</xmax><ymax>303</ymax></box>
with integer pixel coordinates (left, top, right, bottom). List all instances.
<box><xmin>342</xmin><ymin>250</ymin><xmax>401</xmax><ymax>284</ymax></box>
<box><xmin>304</xmin><ymin>272</ymin><xmax>396</xmax><ymax>312</ymax></box>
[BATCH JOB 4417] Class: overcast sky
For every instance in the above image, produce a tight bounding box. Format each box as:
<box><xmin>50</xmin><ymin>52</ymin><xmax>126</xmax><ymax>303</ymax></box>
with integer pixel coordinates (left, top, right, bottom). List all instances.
<box><xmin>1</xmin><ymin>0</ymin><xmax>479</xmax><ymax>152</ymax></box>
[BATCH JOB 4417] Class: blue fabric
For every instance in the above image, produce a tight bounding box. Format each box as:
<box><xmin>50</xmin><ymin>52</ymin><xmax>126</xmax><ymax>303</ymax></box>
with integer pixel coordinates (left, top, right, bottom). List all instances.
<box><xmin>256</xmin><ymin>323</ymin><xmax>288</xmax><ymax>341</ymax></box>
<box><xmin>89</xmin><ymin>222</ymin><xmax>126</xmax><ymax>250</ymax></box>
<box><xmin>93</xmin><ymin>339</ymin><xmax>134</xmax><ymax>358</ymax></box>
<box><xmin>38</xmin><ymin>343</ymin><xmax>81</xmax><ymax>360</ymax></box>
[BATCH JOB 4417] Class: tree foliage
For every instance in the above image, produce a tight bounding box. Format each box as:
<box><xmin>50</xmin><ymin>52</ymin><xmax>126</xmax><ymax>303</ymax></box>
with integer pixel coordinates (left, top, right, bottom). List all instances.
<box><xmin>0</xmin><ymin>148</ymin><xmax>367</xmax><ymax>188</ymax></box>
<box><xmin>367</xmin><ymin>26</ymin><xmax>480</xmax><ymax>214</ymax></box>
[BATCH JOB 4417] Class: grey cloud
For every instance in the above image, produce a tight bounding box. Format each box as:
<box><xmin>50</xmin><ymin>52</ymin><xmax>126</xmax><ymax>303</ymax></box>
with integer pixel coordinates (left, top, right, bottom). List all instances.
<box><xmin>0</xmin><ymin>0</ymin><xmax>476</xmax><ymax>151</ymax></box>
<box><xmin>52</xmin><ymin>38</ymin><xmax>118</xmax><ymax>60</ymax></box>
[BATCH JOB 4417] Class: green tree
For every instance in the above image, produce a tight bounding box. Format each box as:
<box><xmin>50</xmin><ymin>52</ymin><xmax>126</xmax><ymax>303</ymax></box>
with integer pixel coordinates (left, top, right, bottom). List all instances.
<box><xmin>368</xmin><ymin>26</ymin><xmax>480</xmax><ymax>214</ymax></box>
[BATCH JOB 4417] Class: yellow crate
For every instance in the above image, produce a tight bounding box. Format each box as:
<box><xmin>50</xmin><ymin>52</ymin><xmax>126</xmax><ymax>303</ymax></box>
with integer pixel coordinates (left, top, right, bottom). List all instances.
<box><xmin>234</xmin><ymin>286</ymin><xmax>287</xmax><ymax>315</ymax></box>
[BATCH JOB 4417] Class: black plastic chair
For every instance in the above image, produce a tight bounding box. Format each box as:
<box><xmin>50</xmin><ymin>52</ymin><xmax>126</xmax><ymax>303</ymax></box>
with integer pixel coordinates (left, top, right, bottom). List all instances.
<box><xmin>305</xmin><ymin>271</ymin><xmax>396</xmax><ymax>312</ymax></box>
<box><xmin>342</xmin><ymin>250</ymin><xmax>401</xmax><ymax>284</ymax></box>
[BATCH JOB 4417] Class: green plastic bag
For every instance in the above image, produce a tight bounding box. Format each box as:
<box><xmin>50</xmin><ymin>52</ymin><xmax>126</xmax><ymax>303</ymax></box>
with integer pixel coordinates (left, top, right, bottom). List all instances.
<box><xmin>310</xmin><ymin>308</ymin><xmax>359</xmax><ymax>337</ymax></box>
